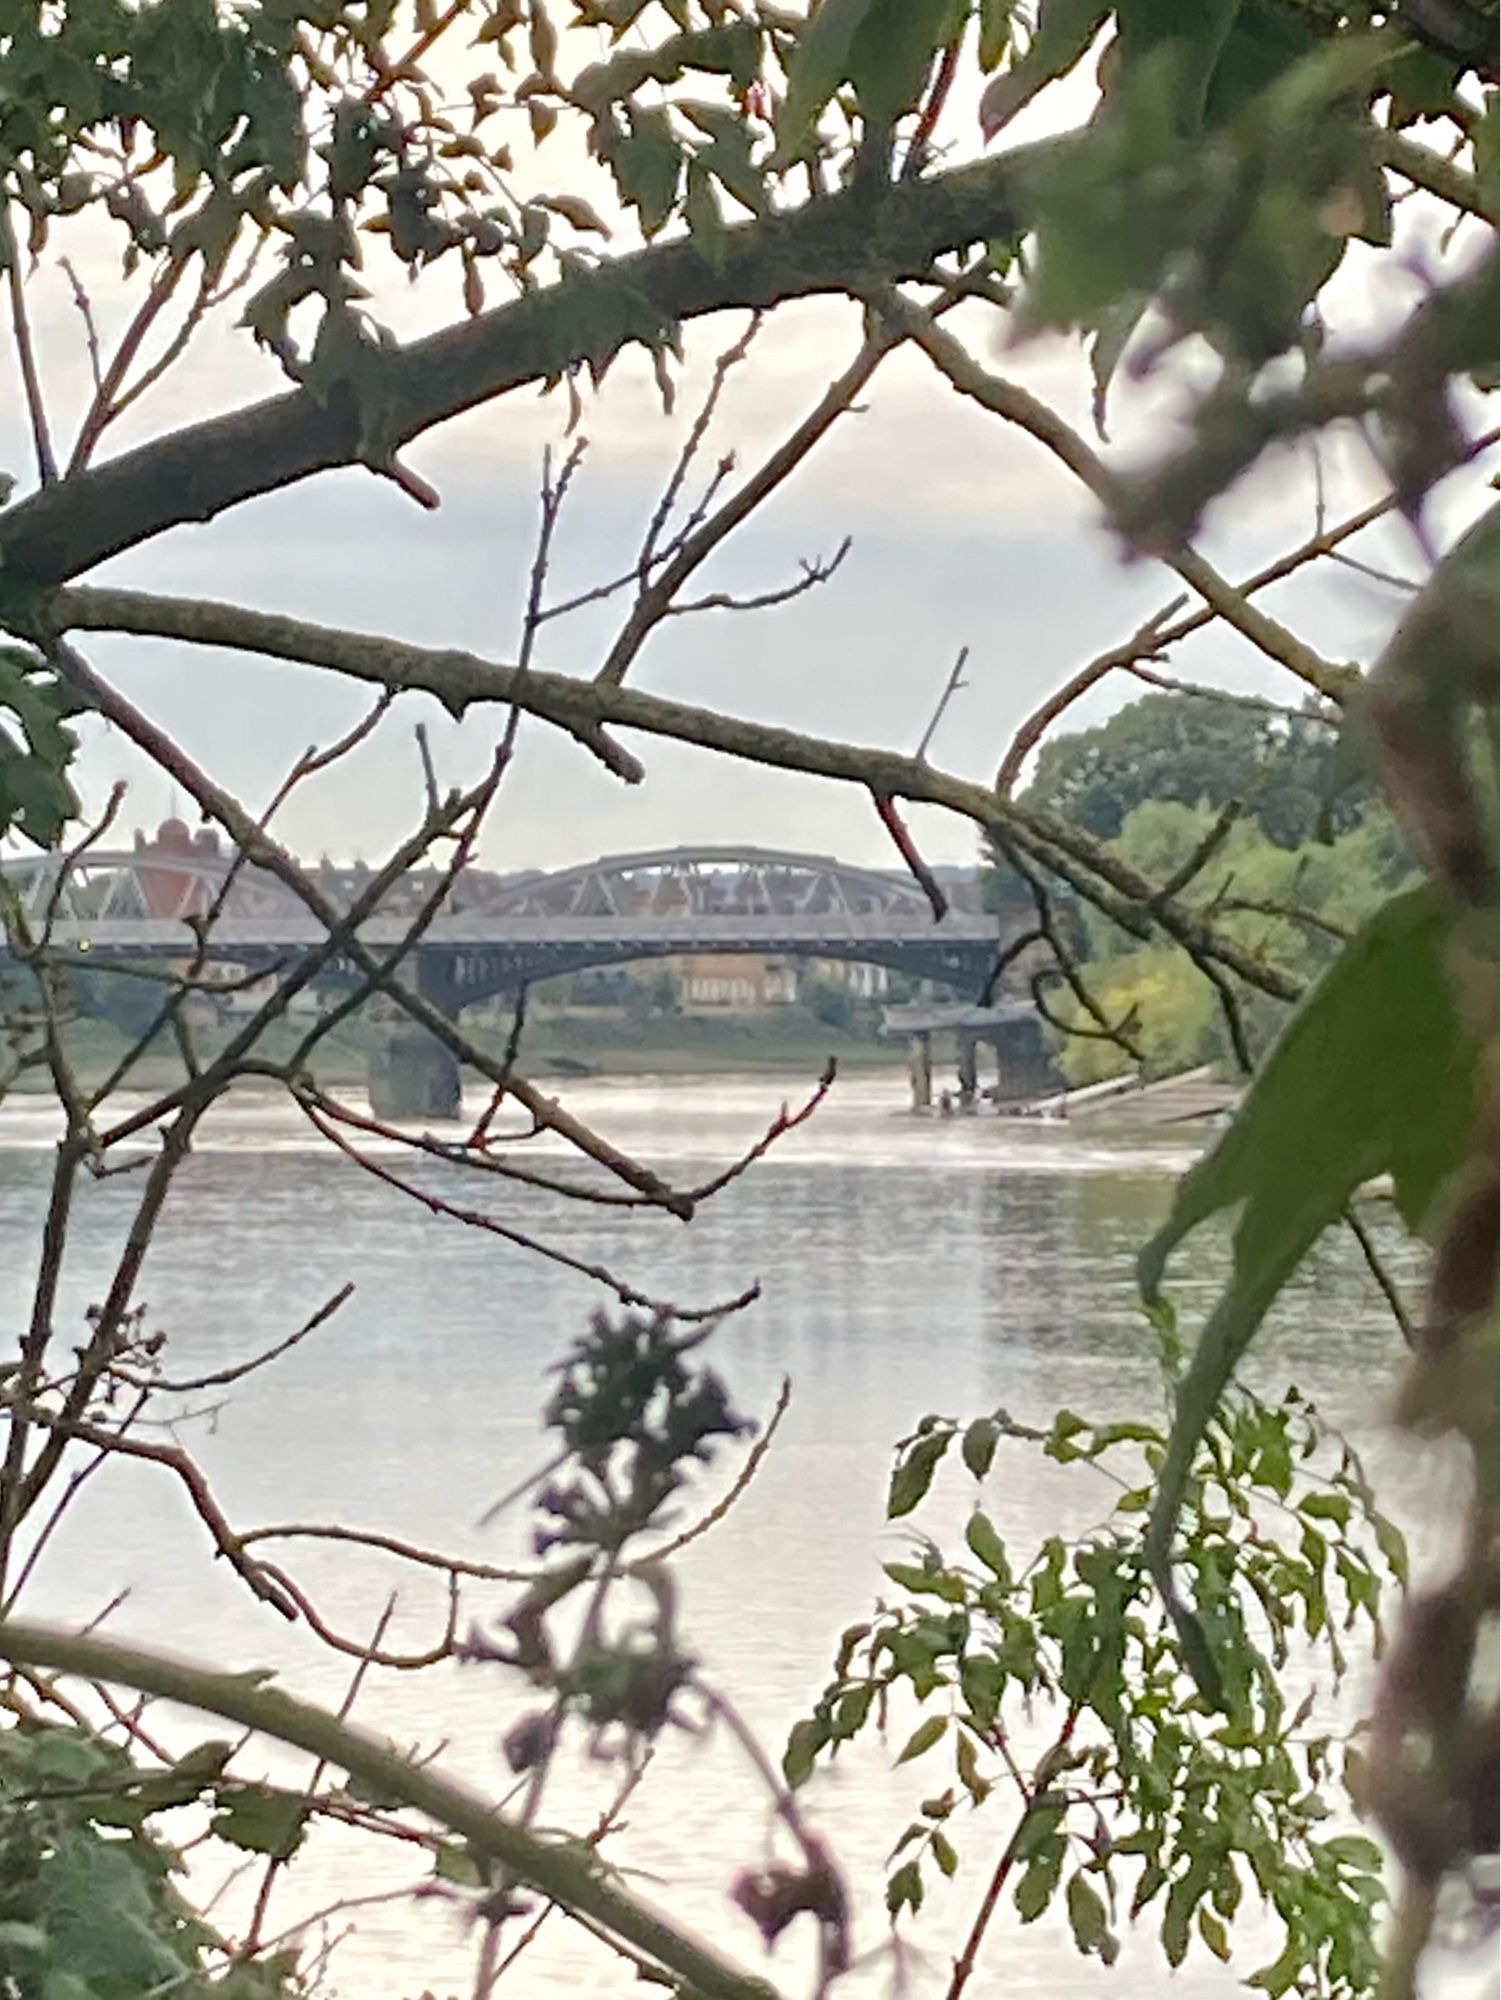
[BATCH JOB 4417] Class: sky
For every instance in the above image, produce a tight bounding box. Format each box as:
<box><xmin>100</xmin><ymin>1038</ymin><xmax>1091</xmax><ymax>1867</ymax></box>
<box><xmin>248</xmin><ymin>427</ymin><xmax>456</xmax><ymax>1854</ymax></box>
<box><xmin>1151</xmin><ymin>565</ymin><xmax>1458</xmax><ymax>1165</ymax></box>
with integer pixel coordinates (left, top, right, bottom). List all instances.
<box><xmin>0</xmin><ymin>38</ymin><xmax>1491</xmax><ymax>881</ymax></box>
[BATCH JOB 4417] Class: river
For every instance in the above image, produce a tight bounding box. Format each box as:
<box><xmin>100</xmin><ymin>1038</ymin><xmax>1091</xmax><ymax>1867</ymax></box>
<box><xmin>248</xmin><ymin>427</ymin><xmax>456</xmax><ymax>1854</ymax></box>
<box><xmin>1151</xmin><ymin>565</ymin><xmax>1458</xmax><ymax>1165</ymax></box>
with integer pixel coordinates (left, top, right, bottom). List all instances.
<box><xmin>0</xmin><ymin>1070</ymin><xmax>1441</xmax><ymax>1998</ymax></box>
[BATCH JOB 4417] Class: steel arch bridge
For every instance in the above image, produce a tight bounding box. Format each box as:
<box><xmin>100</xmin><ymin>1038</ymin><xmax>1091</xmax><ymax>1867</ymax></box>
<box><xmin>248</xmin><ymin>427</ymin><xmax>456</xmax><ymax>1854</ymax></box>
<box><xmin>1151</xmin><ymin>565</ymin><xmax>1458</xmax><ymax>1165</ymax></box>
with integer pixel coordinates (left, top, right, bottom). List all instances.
<box><xmin>0</xmin><ymin>843</ymin><xmax>1007</xmax><ymax>1002</ymax></box>
<box><xmin>474</xmin><ymin>846</ymin><xmax>953</xmax><ymax>922</ymax></box>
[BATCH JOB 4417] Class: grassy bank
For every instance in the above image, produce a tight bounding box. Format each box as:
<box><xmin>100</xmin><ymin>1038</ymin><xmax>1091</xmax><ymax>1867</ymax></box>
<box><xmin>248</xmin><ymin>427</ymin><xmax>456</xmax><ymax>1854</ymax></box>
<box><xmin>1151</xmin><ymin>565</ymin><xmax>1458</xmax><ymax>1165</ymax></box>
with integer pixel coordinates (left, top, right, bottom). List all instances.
<box><xmin>501</xmin><ymin>1004</ymin><xmax>902</xmax><ymax>1075</ymax></box>
<box><xmin>3</xmin><ymin>1004</ymin><xmax>902</xmax><ymax>1096</ymax></box>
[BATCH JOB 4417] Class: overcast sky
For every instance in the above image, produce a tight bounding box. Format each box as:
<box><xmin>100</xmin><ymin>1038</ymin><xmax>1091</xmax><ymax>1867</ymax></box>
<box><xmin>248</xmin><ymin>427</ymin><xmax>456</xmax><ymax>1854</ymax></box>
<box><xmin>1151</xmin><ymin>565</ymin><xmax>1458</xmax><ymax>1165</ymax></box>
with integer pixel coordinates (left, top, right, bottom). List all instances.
<box><xmin>0</xmin><ymin>73</ymin><xmax>1490</xmax><ymax>879</ymax></box>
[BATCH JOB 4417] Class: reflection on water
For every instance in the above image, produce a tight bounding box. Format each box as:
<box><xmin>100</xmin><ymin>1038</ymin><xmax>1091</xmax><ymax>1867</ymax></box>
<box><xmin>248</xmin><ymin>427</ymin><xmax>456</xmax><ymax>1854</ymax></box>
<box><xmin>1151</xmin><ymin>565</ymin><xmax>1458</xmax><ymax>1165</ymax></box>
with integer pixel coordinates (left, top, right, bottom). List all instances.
<box><xmin>0</xmin><ymin>1072</ymin><xmax>1429</xmax><ymax>1997</ymax></box>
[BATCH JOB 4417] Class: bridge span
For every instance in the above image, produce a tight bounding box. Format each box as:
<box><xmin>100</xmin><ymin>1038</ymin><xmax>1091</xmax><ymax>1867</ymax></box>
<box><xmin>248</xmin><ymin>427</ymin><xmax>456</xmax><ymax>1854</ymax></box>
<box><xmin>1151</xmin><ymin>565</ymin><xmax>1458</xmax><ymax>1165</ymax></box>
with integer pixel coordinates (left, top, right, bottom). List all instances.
<box><xmin>1</xmin><ymin>840</ymin><xmax>1016</xmax><ymax>1114</ymax></box>
<box><xmin>0</xmin><ymin>842</ymin><xmax>1006</xmax><ymax>995</ymax></box>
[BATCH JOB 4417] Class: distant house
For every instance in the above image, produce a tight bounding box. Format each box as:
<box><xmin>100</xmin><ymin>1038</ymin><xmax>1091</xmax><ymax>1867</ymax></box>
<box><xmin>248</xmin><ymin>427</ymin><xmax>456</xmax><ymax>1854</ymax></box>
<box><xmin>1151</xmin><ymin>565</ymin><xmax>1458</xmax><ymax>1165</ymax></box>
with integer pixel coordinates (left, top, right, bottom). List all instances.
<box><xmin>673</xmin><ymin>954</ymin><xmax>799</xmax><ymax>1008</ymax></box>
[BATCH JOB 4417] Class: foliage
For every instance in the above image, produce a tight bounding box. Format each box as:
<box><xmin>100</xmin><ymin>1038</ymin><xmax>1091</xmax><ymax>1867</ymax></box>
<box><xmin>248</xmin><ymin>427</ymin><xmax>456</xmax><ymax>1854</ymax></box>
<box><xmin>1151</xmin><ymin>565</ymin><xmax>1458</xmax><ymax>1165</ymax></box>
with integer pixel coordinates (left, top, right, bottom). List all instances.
<box><xmin>787</xmin><ymin>1336</ymin><xmax>1406</xmax><ymax>1994</ymax></box>
<box><xmin>0</xmin><ymin>1719</ymin><xmax>300</xmax><ymax>1999</ymax></box>
<box><xmin>0</xmin><ymin>648</ymin><xmax>85</xmax><ymax>850</ymax></box>
<box><xmin>1022</xmin><ymin>692</ymin><xmax>1375</xmax><ymax>849</ymax></box>
<box><xmin>1044</xmin><ymin>791</ymin><xmax>1421</xmax><ymax>1083</ymax></box>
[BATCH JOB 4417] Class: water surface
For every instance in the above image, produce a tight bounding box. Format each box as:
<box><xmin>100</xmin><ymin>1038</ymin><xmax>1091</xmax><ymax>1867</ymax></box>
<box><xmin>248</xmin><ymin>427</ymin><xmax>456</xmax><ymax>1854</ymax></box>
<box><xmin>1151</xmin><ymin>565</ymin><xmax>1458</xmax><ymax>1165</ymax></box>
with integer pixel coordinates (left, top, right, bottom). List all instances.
<box><xmin>0</xmin><ymin>1072</ymin><xmax>1430</xmax><ymax>1997</ymax></box>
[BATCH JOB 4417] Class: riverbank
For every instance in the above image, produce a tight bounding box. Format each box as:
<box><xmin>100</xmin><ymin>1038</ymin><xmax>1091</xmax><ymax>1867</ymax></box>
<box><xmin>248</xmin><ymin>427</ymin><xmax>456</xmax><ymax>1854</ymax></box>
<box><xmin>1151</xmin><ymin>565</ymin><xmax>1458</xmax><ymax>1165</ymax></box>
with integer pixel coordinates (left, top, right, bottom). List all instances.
<box><xmin>2</xmin><ymin>1004</ymin><xmax>902</xmax><ymax>1095</ymax></box>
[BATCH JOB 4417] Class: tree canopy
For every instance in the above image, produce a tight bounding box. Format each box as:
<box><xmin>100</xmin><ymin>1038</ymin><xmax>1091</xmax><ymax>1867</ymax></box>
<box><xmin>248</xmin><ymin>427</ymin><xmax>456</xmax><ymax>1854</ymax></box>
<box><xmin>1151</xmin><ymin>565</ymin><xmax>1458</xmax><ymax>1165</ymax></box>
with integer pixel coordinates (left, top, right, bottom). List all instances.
<box><xmin>1021</xmin><ymin>689</ymin><xmax>1377</xmax><ymax>847</ymax></box>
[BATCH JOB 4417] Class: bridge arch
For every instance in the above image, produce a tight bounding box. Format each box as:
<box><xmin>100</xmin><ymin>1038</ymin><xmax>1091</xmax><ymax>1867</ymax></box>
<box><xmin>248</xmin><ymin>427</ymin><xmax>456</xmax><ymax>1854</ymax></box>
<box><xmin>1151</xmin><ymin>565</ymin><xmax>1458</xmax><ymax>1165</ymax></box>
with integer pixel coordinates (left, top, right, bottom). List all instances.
<box><xmin>467</xmin><ymin>845</ymin><xmax>940</xmax><ymax>923</ymax></box>
<box><xmin>0</xmin><ymin>846</ymin><xmax>298</xmax><ymax>924</ymax></box>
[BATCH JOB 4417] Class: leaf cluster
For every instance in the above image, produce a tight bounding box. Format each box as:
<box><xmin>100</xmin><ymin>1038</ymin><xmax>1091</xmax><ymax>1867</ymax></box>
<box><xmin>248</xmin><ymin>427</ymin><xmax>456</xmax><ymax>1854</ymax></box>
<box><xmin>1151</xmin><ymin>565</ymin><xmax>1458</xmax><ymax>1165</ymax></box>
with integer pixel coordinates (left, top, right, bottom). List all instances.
<box><xmin>0</xmin><ymin>1721</ymin><xmax>301</xmax><ymax>1999</ymax></box>
<box><xmin>785</xmin><ymin>1360</ymin><xmax>1406</xmax><ymax>1993</ymax></box>
<box><xmin>0</xmin><ymin>647</ymin><xmax>87</xmax><ymax>850</ymax></box>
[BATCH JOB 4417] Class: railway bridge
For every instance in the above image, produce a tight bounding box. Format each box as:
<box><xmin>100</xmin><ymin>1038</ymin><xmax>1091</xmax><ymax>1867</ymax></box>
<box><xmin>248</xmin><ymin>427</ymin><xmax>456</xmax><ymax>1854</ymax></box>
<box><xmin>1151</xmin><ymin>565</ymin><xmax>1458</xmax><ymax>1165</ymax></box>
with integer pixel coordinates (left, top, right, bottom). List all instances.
<box><xmin>1</xmin><ymin>840</ymin><xmax>1018</xmax><ymax>1115</ymax></box>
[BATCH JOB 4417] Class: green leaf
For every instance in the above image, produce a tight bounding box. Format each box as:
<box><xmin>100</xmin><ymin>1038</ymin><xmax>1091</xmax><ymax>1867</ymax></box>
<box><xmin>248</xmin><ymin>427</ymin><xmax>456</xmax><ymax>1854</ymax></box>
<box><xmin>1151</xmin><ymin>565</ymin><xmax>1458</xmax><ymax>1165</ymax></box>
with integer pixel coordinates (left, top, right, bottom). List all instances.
<box><xmin>979</xmin><ymin>0</ymin><xmax>1108</xmax><ymax>139</ymax></box>
<box><xmin>1198</xmin><ymin>1904</ymin><xmax>1231</xmax><ymax>1960</ymax></box>
<box><xmin>1319</xmin><ymin>1832</ymin><xmax>1384</xmax><ymax>1870</ymax></box>
<box><xmin>1065</xmin><ymin>1869</ymin><xmax>1110</xmax><ymax>1954</ymax></box>
<box><xmin>978</xmin><ymin>0</ymin><xmax>1016</xmax><ymax>71</ymax></box>
<box><xmin>895</xmin><ymin>1713</ymin><xmax>948</xmax><ymax>1764</ymax></box>
<box><xmin>1140</xmin><ymin>886</ymin><xmax>1477</xmax><ymax>1697</ymax></box>
<box><xmin>1014</xmin><ymin>1833</ymin><xmax>1066</xmax><ymax>1920</ymax></box>
<box><xmin>434</xmin><ymin>1838</ymin><xmax>485</xmax><ymax>1886</ymax></box>
<box><xmin>210</xmin><ymin>1783</ymin><xmax>309</xmax><ymax>1860</ymax></box>
<box><xmin>931</xmin><ymin>1827</ymin><xmax>959</xmax><ymax>1877</ymax></box>
<box><xmin>782</xmin><ymin>1717</ymin><xmax>823</xmax><ymax>1790</ymax></box>
<box><xmin>774</xmin><ymin>0</ymin><xmax>881</xmax><ymax>159</ymax></box>
<box><xmin>888</xmin><ymin>1430</ymin><xmax>951</xmax><ymax>1517</ymax></box>
<box><xmin>845</xmin><ymin>0</ymin><xmax>960</xmax><ymax>133</ymax></box>
<box><xmin>607</xmin><ymin>106</ymin><xmax>681</xmax><ymax>236</ymax></box>
<box><xmin>0</xmin><ymin>647</ymin><xmax>86</xmax><ymax>848</ymax></box>
<box><xmin>956</xmin><ymin>1726</ymin><xmax>990</xmax><ymax>1801</ymax></box>
<box><xmin>887</xmin><ymin>1857</ymin><xmax>924</xmax><ymax>1915</ymax></box>
<box><xmin>1373</xmin><ymin>1512</ymin><xmax>1409</xmax><ymax>1585</ymax></box>
<box><xmin>831</xmin><ymin>1683</ymin><xmax>875</xmax><ymax>1739</ymax></box>
<box><xmin>961</xmin><ymin>1416</ymin><xmax>1000</xmax><ymax>1479</ymax></box>
<box><xmin>1300</xmin><ymin>1491</ymin><xmax>1351</xmax><ymax>1528</ymax></box>
<box><xmin>964</xmin><ymin>1510</ymin><xmax>1012</xmax><ymax>1583</ymax></box>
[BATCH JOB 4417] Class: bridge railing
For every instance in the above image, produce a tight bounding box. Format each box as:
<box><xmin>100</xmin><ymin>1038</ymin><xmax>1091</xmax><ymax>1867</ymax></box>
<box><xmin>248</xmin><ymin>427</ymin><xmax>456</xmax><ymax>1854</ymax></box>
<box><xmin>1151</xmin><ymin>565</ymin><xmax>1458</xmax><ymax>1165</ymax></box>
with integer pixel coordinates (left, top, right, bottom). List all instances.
<box><xmin>13</xmin><ymin>910</ymin><xmax>1002</xmax><ymax>951</ymax></box>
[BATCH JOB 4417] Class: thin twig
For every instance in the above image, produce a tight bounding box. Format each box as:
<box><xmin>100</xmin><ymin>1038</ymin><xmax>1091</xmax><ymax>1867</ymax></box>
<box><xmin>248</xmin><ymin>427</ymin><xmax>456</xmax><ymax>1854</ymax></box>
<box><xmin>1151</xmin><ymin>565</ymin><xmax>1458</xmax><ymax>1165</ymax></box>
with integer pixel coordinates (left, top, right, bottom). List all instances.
<box><xmin>916</xmin><ymin>646</ymin><xmax>969</xmax><ymax>764</ymax></box>
<box><xmin>1</xmin><ymin>205</ymin><xmax>57</xmax><ymax>483</ymax></box>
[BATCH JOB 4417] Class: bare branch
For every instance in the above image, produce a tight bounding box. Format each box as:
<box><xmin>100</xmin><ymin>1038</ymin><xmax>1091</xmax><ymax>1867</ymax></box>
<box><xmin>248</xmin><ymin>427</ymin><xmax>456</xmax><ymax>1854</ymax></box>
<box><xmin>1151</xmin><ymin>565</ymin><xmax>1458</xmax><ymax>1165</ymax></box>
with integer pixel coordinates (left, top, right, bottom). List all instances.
<box><xmin>1</xmin><ymin>206</ymin><xmax>57</xmax><ymax>484</ymax></box>
<box><xmin>871</xmin><ymin>790</ymin><xmax>948</xmax><ymax>921</ymax></box>
<box><xmin>110</xmin><ymin>1284</ymin><xmax>355</xmax><ymax>1395</ymax></box>
<box><xmin>881</xmin><ymin>298</ymin><xmax>1356</xmax><ymax>703</ymax></box>
<box><xmin>916</xmin><ymin>645</ymin><xmax>970</xmax><ymax>764</ymax></box>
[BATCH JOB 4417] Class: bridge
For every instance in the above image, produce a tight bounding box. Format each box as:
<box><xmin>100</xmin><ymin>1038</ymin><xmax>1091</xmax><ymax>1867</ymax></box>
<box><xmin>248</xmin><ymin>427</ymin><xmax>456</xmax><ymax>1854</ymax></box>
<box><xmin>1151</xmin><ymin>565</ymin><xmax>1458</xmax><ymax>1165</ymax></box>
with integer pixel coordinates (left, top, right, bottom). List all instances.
<box><xmin>1</xmin><ymin>840</ymin><xmax>1016</xmax><ymax>1114</ymax></box>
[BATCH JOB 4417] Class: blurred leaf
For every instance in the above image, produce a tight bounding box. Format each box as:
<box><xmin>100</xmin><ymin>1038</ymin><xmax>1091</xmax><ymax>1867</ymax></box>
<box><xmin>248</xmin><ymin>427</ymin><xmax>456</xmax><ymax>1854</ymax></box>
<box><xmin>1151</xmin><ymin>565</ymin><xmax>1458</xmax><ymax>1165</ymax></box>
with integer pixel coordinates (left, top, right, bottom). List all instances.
<box><xmin>1141</xmin><ymin>886</ymin><xmax>1478</xmax><ymax>1699</ymax></box>
<box><xmin>210</xmin><ymin>1783</ymin><xmax>309</xmax><ymax>1860</ymax></box>
<box><xmin>960</xmin><ymin>1416</ymin><xmax>1000</xmax><ymax>1479</ymax></box>
<box><xmin>896</xmin><ymin>1713</ymin><xmax>948</xmax><ymax>1763</ymax></box>
<box><xmin>888</xmin><ymin>1430</ymin><xmax>951</xmax><ymax>1517</ymax></box>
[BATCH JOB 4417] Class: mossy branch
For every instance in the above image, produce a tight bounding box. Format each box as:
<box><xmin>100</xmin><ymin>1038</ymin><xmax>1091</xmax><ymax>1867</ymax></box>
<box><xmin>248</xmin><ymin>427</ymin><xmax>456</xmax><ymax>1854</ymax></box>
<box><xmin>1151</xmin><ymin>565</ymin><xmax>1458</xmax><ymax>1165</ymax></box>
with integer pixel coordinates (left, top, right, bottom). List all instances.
<box><xmin>0</xmin><ymin>139</ymin><xmax>1061</xmax><ymax>594</ymax></box>
<box><xmin>50</xmin><ymin>582</ymin><xmax>1302</xmax><ymax>1005</ymax></box>
<box><xmin>0</xmin><ymin>1617</ymin><xmax>783</xmax><ymax>2000</ymax></box>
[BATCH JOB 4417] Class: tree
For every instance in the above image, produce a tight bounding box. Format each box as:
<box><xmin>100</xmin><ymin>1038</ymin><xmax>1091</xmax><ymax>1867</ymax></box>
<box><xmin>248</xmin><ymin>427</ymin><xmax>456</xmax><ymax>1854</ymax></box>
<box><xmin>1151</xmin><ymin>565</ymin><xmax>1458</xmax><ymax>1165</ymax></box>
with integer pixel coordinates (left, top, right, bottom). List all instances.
<box><xmin>1022</xmin><ymin>690</ymin><xmax>1376</xmax><ymax>847</ymax></box>
<box><xmin>0</xmin><ymin>4</ymin><xmax>1494</xmax><ymax>1996</ymax></box>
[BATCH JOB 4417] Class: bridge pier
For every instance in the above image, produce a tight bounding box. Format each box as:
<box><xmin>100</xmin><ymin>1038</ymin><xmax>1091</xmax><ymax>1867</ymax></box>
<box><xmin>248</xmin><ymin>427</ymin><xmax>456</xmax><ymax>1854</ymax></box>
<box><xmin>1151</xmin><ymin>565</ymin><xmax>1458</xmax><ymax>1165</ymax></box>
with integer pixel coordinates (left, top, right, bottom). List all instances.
<box><xmin>906</xmin><ymin>1032</ymin><xmax>933</xmax><ymax>1111</ymax></box>
<box><xmin>367</xmin><ymin>1025</ymin><xmax>463</xmax><ymax>1122</ymax></box>
<box><xmin>956</xmin><ymin>1032</ymin><xmax>979</xmax><ymax>1110</ymax></box>
<box><xmin>365</xmin><ymin>954</ymin><xmax>464</xmax><ymax>1121</ymax></box>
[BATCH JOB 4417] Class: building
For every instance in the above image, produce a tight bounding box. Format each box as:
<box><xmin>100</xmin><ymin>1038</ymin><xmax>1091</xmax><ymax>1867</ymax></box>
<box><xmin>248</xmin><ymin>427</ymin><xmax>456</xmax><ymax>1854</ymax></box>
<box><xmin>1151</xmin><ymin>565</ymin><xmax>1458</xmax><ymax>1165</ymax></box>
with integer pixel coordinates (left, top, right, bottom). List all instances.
<box><xmin>673</xmin><ymin>954</ymin><xmax>799</xmax><ymax>1008</ymax></box>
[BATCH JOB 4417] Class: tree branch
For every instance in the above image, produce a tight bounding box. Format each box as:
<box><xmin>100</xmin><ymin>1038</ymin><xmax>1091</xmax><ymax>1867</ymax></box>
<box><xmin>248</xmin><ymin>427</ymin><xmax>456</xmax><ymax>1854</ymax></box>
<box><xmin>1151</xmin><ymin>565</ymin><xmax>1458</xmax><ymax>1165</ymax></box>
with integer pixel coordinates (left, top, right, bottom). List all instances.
<box><xmin>0</xmin><ymin>141</ymin><xmax>1059</xmax><ymax>591</ymax></box>
<box><xmin>48</xmin><ymin>583</ymin><xmax>1304</xmax><ymax>1003</ymax></box>
<box><xmin>880</xmin><ymin>299</ymin><xmax>1356</xmax><ymax>703</ymax></box>
<box><xmin>0</xmin><ymin>1617</ymin><xmax>785</xmax><ymax>2000</ymax></box>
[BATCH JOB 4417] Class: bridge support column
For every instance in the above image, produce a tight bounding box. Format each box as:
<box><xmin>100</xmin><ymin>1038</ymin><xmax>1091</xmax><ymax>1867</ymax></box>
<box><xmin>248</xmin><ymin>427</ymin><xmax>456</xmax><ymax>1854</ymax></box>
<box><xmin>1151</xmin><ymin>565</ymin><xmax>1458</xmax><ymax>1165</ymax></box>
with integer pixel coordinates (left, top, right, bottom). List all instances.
<box><xmin>367</xmin><ymin>1026</ymin><xmax>462</xmax><ymax>1121</ymax></box>
<box><xmin>956</xmin><ymin>1032</ymin><xmax>979</xmax><ymax>1111</ymax></box>
<box><xmin>984</xmin><ymin>1031</ymin><xmax>1006</xmax><ymax>1107</ymax></box>
<box><xmin>366</xmin><ymin>955</ymin><xmax>463</xmax><ymax>1121</ymax></box>
<box><xmin>907</xmin><ymin>1032</ymin><xmax>932</xmax><ymax>1111</ymax></box>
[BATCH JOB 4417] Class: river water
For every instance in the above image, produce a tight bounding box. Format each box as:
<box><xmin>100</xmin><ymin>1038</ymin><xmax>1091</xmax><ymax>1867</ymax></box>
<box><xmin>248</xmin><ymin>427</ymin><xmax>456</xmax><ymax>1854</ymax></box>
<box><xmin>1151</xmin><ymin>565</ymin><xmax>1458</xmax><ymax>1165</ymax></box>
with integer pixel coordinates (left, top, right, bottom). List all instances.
<box><xmin>0</xmin><ymin>1071</ymin><xmax>1441</xmax><ymax>1998</ymax></box>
